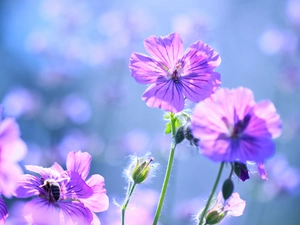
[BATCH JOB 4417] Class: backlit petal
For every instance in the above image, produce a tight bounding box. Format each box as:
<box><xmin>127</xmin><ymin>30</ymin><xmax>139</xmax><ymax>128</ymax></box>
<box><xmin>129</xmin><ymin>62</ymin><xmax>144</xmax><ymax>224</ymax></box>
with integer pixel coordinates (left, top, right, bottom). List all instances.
<box><xmin>66</xmin><ymin>150</ymin><xmax>91</xmax><ymax>180</ymax></box>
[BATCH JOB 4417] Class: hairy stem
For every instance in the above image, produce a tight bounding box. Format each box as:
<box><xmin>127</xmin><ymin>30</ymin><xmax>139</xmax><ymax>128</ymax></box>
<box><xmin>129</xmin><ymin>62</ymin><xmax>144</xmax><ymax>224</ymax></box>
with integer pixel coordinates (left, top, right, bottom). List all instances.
<box><xmin>122</xmin><ymin>182</ymin><xmax>137</xmax><ymax>225</ymax></box>
<box><xmin>152</xmin><ymin>113</ymin><xmax>177</xmax><ymax>225</ymax></box>
<box><xmin>198</xmin><ymin>162</ymin><xmax>225</xmax><ymax>225</ymax></box>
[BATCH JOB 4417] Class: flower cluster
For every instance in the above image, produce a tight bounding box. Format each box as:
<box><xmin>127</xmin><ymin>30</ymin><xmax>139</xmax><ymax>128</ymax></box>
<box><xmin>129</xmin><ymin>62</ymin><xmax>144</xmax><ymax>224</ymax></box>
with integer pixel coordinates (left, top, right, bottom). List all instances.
<box><xmin>14</xmin><ymin>150</ymin><xmax>109</xmax><ymax>225</ymax></box>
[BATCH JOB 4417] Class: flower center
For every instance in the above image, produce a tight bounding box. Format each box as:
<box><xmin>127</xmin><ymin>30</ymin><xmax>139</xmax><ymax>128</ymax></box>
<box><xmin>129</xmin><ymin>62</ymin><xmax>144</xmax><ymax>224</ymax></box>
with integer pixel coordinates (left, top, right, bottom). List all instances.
<box><xmin>222</xmin><ymin>114</ymin><xmax>251</xmax><ymax>139</ymax></box>
<box><xmin>168</xmin><ymin>63</ymin><xmax>182</xmax><ymax>82</ymax></box>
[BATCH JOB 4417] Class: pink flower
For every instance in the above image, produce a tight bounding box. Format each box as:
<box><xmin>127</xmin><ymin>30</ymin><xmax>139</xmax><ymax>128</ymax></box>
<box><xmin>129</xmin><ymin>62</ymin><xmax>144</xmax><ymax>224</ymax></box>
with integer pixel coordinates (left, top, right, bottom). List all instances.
<box><xmin>129</xmin><ymin>32</ymin><xmax>221</xmax><ymax>113</ymax></box>
<box><xmin>191</xmin><ymin>87</ymin><xmax>282</xmax><ymax>179</ymax></box>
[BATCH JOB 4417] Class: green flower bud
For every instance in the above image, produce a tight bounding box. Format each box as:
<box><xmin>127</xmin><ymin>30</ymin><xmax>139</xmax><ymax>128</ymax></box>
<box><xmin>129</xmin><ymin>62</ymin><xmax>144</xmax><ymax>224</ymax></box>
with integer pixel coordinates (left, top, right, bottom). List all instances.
<box><xmin>205</xmin><ymin>210</ymin><xmax>227</xmax><ymax>224</ymax></box>
<box><xmin>131</xmin><ymin>157</ymin><xmax>154</xmax><ymax>184</ymax></box>
<box><xmin>222</xmin><ymin>179</ymin><xmax>234</xmax><ymax>200</ymax></box>
<box><xmin>175</xmin><ymin>126</ymin><xmax>185</xmax><ymax>144</ymax></box>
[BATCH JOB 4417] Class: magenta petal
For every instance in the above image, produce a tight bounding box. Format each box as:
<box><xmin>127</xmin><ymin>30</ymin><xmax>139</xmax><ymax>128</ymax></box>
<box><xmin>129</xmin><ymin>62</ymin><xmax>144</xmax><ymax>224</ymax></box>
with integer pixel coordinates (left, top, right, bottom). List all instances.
<box><xmin>257</xmin><ymin>162</ymin><xmax>268</xmax><ymax>180</ymax></box>
<box><xmin>51</xmin><ymin>162</ymin><xmax>65</xmax><ymax>174</ymax></box>
<box><xmin>251</xmin><ymin>100</ymin><xmax>282</xmax><ymax>138</ymax></box>
<box><xmin>182</xmin><ymin>40</ymin><xmax>221</xmax><ymax>73</ymax></box>
<box><xmin>181</xmin><ymin>72</ymin><xmax>221</xmax><ymax>102</ymax></box>
<box><xmin>23</xmin><ymin>199</ymin><xmax>60</xmax><ymax>225</ymax></box>
<box><xmin>144</xmin><ymin>32</ymin><xmax>183</xmax><ymax>68</ymax></box>
<box><xmin>14</xmin><ymin>174</ymin><xmax>42</xmax><ymax>198</ymax></box>
<box><xmin>129</xmin><ymin>52</ymin><xmax>166</xmax><ymax>84</ymax></box>
<box><xmin>25</xmin><ymin>165</ymin><xmax>61</xmax><ymax>179</ymax></box>
<box><xmin>66</xmin><ymin>171</ymin><xmax>93</xmax><ymax>199</ymax></box>
<box><xmin>142</xmin><ymin>77</ymin><xmax>184</xmax><ymax>113</ymax></box>
<box><xmin>66</xmin><ymin>151</ymin><xmax>91</xmax><ymax>180</ymax></box>
<box><xmin>81</xmin><ymin>175</ymin><xmax>109</xmax><ymax>212</ymax></box>
<box><xmin>58</xmin><ymin>201</ymin><xmax>93</xmax><ymax>225</ymax></box>
<box><xmin>0</xmin><ymin>198</ymin><xmax>8</xmax><ymax>225</ymax></box>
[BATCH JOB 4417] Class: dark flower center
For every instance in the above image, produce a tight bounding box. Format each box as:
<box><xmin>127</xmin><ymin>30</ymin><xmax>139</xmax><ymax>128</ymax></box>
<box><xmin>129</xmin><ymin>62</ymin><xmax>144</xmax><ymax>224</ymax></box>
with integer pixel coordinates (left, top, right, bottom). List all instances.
<box><xmin>231</xmin><ymin>114</ymin><xmax>251</xmax><ymax>139</ymax></box>
<box><xmin>168</xmin><ymin>63</ymin><xmax>182</xmax><ymax>82</ymax></box>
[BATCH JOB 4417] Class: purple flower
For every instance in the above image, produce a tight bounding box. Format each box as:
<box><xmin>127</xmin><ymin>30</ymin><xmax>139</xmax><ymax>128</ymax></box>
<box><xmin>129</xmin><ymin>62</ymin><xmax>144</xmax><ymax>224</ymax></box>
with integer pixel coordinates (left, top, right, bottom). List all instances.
<box><xmin>0</xmin><ymin>197</ymin><xmax>8</xmax><ymax>225</ymax></box>
<box><xmin>191</xmin><ymin>87</ymin><xmax>282</xmax><ymax>179</ymax></box>
<box><xmin>129</xmin><ymin>32</ymin><xmax>221</xmax><ymax>113</ymax></box>
<box><xmin>0</xmin><ymin>111</ymin><xmax>27</xmax><ymax>197</ymax></box>
<box><xmin>66</xmin><ymin>151</ymin><xmax>109</xmax><ymax>224</ymax></box>
<box><xmin>14</xmin><ymin>150</ymin><xmax>109</xmax><ymax>225</ymax></box>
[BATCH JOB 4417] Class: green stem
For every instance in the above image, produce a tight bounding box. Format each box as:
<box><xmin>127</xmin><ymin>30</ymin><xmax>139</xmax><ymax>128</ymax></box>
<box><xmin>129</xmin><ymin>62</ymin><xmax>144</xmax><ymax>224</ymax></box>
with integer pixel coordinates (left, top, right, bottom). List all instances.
<box><xmin>122</xmin><ymin>182</ymin><xmax>137</xmax><ymax>225</ymax></box>
<box><xmin>229</xmin><ymin>163</ymin><xmax>234</xmax><ymax>179</ymax></box>
<box><xmin>198</xmin><ymin>162</ymin><xmax>225</xmax><ymax>225</ymax></box>
<box><xmin>152</xmin><ymin>113</ymin><xmax>177</xmax><ymax>225</ymax></box>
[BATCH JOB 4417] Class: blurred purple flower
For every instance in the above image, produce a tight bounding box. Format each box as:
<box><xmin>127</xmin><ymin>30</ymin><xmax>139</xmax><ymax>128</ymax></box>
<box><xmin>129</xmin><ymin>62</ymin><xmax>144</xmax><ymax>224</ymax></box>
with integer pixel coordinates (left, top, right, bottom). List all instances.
<box><xmin>191</xmin><ymin>87</ymin><xmax>282</xmax><ymax>179</ymax></box>
<box><xmin>14</xmin><ymin>150</ymin><xmax>108</xmax><ymax>224</ymax></box>
<box><xmin>129</xmin><ymin>32</ymin><xmax>221</xmax><ymax>113</ymax></box>
<box><xmin>0</xmin><ymin>112</ymin><xmax>27</xmax><ymax>197</ymax></box>
<box><xmin>0</xmin><ymin>197</ymin><xmax>8</xmax><ymax>225</ymax></box>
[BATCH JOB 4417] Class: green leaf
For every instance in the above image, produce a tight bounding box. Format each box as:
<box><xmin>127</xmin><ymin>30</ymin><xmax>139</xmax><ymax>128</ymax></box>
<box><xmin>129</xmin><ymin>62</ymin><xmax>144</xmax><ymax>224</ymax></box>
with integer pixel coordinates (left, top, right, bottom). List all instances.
<box><xmin>164</xmin><ymin>122</ymin><xmax>171</xmax><ymax>134</ymax></box>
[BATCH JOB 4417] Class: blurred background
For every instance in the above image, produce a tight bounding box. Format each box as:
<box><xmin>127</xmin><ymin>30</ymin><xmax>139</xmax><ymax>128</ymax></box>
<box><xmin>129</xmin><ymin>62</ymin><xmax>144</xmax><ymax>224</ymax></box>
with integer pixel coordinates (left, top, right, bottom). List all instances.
<box><xmin>1</xmin><ymin>0</ymin><xmax>300</xmax><ymax>224</ymax></box>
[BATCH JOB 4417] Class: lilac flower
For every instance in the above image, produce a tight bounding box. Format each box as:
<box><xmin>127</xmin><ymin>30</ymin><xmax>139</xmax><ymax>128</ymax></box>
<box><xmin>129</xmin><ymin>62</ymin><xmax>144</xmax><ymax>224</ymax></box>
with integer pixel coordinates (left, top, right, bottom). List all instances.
<box><xmin>0</xmin><ymin>111</ymin><xmax>27</xmax><ymax>197</ymax></box>
<box><xmin>66</xmin><ymin>151</ymin><xmax>109</xmax><ymax>224</ymax></box>
<box><xmin>129</xmin><ymin>32</ymin><xmax>221</xmax><ymax>113</ymax></box>
<box><xmin>191</xmin><ymin>87</ymin><xmax>282</xmax><ymax>179</ymax></box>
<box><xmin>14</xmin><ymin>150</ymin><xmax>109</xmax><ymax>225</ymax></box>
<box><xmin>0</xmin><ymin>197</ymin><xmax>8</xmax><ymax>225</ymax></box>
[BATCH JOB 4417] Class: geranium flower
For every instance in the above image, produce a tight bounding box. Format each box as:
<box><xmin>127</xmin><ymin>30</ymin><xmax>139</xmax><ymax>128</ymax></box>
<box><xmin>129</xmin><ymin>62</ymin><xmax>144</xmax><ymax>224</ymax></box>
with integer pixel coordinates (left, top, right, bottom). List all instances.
<box><xmin>14</xmin><ymin>151</ymin><xmax>109</xmax><ymax>225</ymax></box>
<box><xmin>191</xmin><ymin>87</ymin><xmax>282</xmax><ymax>179</ymax></box>
<box><xmin>0</xmin><ymin>111</ymin><xmax>27</xmax><ymax>198</ymax></box>
<box><xmin>129</xmin><ymin>32</ymin><xmax>221</xmax><ymax>113</ymax></box>
<box><xmin>66</xmin><ymin>151</ymin><xmax>109</xmax><ymax>224</ymax></box>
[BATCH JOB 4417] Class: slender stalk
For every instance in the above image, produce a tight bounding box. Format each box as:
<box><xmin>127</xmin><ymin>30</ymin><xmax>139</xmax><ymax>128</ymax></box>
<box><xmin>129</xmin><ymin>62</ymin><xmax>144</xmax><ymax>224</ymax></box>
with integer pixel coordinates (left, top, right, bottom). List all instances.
<box><xmin>198</xmin><ymin>162</ymin><xmax>225</xmax><ymax>225</ymax></box>
<box><xmin>152</xmin><ymin>113</ymin><xmax>177</xmax><ymax>225</ymax></box>
<box><xmin>229</xmin><ymin>163</ymin><xmax>234</xmax><ymax>179</ymax></box>
<box><xmin>122</xmin><ymin>182</ymin><xmax>137</xmax><ymax>225</ymax></box>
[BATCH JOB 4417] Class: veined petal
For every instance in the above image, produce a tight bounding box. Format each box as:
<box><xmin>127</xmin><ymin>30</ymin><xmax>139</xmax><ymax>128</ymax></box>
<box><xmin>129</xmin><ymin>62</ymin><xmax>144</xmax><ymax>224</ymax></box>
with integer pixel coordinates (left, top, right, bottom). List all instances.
<box><xmin>14</xmin><ymin>174</ymin><xmax>42</xmax><ymax>198</ymax></box>
<box><xmin>25</xmin><ymin>165</ymin><xmax>61</xmax><ymax>179</ymax></box>
<box><xmin>66</xmin><ymin>171</ymin><xmax>93</xmax><ymax>199</ymax></box>
<box><xmin>66</xmin><ymin>151</ymin><xmax>91</xmax><ymax>180</ymax></box>
<box><xmin>23</xmin><ymin>199</ymin><xmax>61</xmax><ymax>225</ymax></box>
<box><xmin>181</xmin><ymin>72</ymin><xmax>221</xmax><ymax>102</ymax></box>
<box><xmin>144</xmin><ymin>32</ymin><xmax>183</xmax><ymax>68</ymax></box>
<box><xmin>51</xmin><ymin>162</ymin><xmax>65</xmax><ymax>174</ymax></box>
<box><xmin>142</xmin><ymin>77</ymin><xmax>184</xmax><ymax>113</ymax></box>
<box><xmin>58</xmin><ymin>201</ymin><xmax>93</xmax><ymax>225</ymax></box>
<box><xmin>81</xmin><ymin>175</ymin><xmax>109</xmax><ymax>212</ymax></box>
<box><xmin>0</xmin><ymin>198</ymin><xmax>8</xmax><ymax>225</ymax></box>
<box><xmin>182</xmin><ymin>40</ymin><xmax>221</xmax><ymax>73</ymax></box>
<box><xmin>129</xmin><ymin>52</ymin><xmax>166</xmax><ymax>84</ymax></box>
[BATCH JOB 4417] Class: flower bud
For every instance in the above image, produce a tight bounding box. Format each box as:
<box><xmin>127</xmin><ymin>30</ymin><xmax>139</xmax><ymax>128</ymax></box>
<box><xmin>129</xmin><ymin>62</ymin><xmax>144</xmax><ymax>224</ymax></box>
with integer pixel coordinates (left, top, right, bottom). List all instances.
<box><xmin>131</xmin><ymin>157</ymin><xmax>154</xmax><ymax>184</ymax></box>
<box><xmin>205</xmin><ymin>210</ymin><xmax>226</xmax><ymax>225</ymax></box>
<box><xmin>234</xmin><ymin>162</ymin><xmax>250</xmax><ymax>182</ymax></box>
<box><xmin>175</xmin><ymin>126</ymin><xmax>185</xmax><ymax>144</ymax></box>
<box><xmin>222</xmin><ymin>179</ymin><xmax>234</xmax><ymax>200</ymax></box>
<box><xmin>183</xmin><ymin>123</ymin><xmax>199</xmax><ymax>146</ymax></box>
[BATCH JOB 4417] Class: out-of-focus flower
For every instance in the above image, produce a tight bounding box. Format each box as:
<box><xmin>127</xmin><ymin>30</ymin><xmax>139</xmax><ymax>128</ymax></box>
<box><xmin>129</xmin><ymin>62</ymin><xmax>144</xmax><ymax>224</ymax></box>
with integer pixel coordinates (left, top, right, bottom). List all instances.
<box><xmin>287</xmin><ymin>0</ymin><xmax>300</xmax><ymax>26</ymax></box>
<box><xmin>129</xmin><ymin>32</ymin><xmax>221</xmax><ymax>113</ymax></box>
<box><xmin>191</xmin><ymin>87</ymin><xmax>282</xmax><ymax>179</ymax></box>
<box><xmin>0</xmin><ymin>197</ymin><xmax>8</xmax><ymax>225</ymax></box>
<box><xmin>14</xmin><ymin>150</ymin><xmax>109</xmax><ymax>225</ymax></box>
<box><xmin>203</xmin><ymin>192</ymin><xmax>245</xmax><ymax>225</ymax></box>
<box><xmin>0</xmin><ymin>111</ymin><xmax>27</xmax><ymax>197</ymax></box>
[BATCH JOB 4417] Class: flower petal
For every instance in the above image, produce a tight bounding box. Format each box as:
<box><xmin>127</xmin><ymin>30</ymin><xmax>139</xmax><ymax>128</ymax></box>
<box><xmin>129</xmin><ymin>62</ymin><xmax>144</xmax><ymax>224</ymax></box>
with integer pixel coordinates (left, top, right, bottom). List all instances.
<box><xmin>58</xmin><ymin>201</ymin><xmax>93</xmax><ymax>225</ymax></box>
<box><xmin>14</xmin><ymin>174</ymin><xmax>42</xmax><ymax>198</ymax></box>
<box><xmin>181</xmin><ymin>72</ymin><xmax>221</xmax><ymax>102</ymax></box>
<box><xmin>25</xmin><ymin>165</ymin><xmax>61</xmax><ymax>179</ymax></box>
<box><xmin>0</xmin><ymin>197</ymin><xmax>8</xmax><ymax>225</ymax></box>
<box><xmin>256</xmin><ymin>162</ymin><xmax>268</xmax><ymax>180</ymax></box>
<box><xmin>81</xmin><ymin>175</ymin><xmax>109</xmax><ymax>212</ymax></box>
<box><xmin>181</xmin><ymin>40</ymin><xmax>221</xmax><ymax>72</ymax></box>
<box><xmin>223</xmin><ymin>192</ymin><xmax>246</xmax><ymax>217</ymax></box>
<box><xmin>142</xmin><ymin>77</ymin><xmax>184</xmax><ymax>113</ymax></box>
<box><xmin>23</xmin><ymin>198</ymin><xmax>61</xmax><ymax>225</ymax></box>
<box><xmin>251</xmin><ymin>100</ymin><xmax>282</xmax><ymax>138</ymax></box>
<box><xmin>66</xmin><ymin>171</ymin><xmax>93</xmax><ymax>199</ymax></box>
<box><xmin>129</xmin><ymin>53</ymin><xmax>165</xmax><ymax>84</ymax></box>
<box><xmin>66</xmin><ymin>151</ymin><xmax>91</xmax><ymax>180</ymax></box>
<box><xmin>144</xmin><ymin>32</ymin><xmax>183</xmax><ymax>68</ymax></box>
